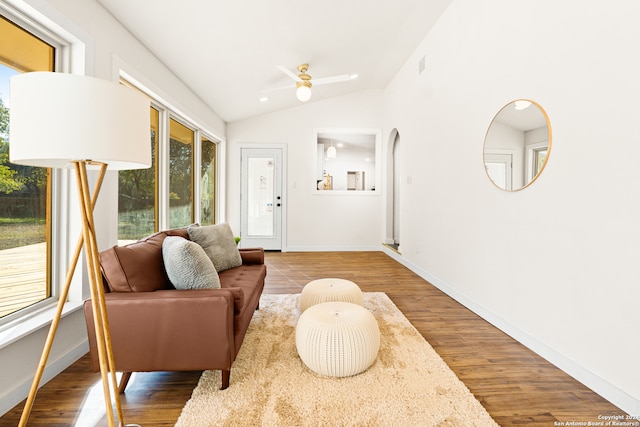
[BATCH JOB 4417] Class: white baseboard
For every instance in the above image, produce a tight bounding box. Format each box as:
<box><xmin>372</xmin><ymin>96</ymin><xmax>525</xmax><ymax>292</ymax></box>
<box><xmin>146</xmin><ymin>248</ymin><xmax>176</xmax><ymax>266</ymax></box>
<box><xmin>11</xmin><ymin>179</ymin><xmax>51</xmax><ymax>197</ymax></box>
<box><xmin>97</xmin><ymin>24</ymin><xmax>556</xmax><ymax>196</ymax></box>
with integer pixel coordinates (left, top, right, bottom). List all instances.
<box><xmin>285</xmin><ymin>245</ymin><xmax>381</xmax><ymax>252</ymax></box>
<box><xmin>381</xmin><ymin>246</ymin><xmax>640</xmax><ymax>415</ymax></box>
<box><xmin>0</xmin><ymin>339</ymin><xmax>88</xmax><ymax>417</ymax></box>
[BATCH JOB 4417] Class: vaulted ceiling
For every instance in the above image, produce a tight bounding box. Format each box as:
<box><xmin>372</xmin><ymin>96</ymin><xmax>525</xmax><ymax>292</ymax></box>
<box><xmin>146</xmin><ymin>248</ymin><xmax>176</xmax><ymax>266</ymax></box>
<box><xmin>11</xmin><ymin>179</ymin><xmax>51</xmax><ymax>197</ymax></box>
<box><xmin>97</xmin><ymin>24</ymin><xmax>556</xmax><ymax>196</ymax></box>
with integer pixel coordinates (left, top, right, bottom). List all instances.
<box><xmin>98</xmin><ymin>0</ymin><xmax>453</xmax><ymax>123</ymax></box>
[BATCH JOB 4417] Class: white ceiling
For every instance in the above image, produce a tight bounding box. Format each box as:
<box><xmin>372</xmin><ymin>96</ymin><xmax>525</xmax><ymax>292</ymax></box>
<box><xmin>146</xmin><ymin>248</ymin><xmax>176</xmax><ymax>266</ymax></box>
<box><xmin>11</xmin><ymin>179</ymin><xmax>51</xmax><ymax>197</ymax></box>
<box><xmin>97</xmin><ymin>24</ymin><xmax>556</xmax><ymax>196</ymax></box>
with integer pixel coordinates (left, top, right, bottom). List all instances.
<box><xmin>98</xmin><ymin>0</ymin><xmax>453</xmax><ymax>123</ymax></box>
<box><xmin>494</xmin><ymin>101</ymin><xmax>549</xmax><ymax>132</ymax></box>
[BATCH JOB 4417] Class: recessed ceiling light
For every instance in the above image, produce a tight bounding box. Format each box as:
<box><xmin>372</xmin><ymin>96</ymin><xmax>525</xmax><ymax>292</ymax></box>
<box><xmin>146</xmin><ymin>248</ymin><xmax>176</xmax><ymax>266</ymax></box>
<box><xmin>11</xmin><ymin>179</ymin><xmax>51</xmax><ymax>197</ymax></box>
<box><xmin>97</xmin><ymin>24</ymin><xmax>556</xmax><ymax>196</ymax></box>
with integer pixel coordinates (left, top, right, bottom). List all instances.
<box><xmin>337</xmin><ymin>143</ymin><xmax>344</xmax><ymax>148</ymax></box>
<box><xmin>259</xmin><ymin>96</ymin><xmax>269</xmax><ymax>103</ymax></box>
<box><xmin>349</xmin><ymin>74</ymin><xmax>359</xmax><ymax>80</ymax></box>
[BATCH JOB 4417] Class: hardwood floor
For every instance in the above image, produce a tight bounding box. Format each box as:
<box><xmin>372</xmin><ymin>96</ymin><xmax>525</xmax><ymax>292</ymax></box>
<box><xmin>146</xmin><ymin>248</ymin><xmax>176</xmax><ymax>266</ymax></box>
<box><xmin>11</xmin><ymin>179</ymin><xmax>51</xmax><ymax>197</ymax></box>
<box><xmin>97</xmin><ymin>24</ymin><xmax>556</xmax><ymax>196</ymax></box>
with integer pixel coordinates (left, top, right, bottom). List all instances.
<box><xmin>1</xmin><ymin>251</ymin><xmax>627</xmax><ymax>426</ymax></box>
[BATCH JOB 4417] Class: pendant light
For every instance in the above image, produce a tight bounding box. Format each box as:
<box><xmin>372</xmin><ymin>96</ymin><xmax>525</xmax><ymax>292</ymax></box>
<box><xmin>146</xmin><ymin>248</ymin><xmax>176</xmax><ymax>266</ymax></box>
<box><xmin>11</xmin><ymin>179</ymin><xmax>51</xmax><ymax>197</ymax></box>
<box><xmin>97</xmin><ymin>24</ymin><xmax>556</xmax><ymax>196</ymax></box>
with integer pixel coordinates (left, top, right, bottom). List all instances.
<box><xmin>327</xmin><ymin>139</ymin><xmax>337</xmax><ymax>159</ymax></box>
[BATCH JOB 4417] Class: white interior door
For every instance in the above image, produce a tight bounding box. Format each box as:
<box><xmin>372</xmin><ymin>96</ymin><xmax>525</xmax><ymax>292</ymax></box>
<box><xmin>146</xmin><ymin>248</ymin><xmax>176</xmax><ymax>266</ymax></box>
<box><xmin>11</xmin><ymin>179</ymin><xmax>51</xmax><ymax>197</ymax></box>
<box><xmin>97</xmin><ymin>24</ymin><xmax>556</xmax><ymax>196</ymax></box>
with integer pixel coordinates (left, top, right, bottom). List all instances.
<box><xmin>240</xmin><ymin>148</ymin><xmax>283</xmax><ymax>250</ymax></box>
<box><xmin>485</xmin><ymin>153</ymin><xmax>513</xmax><ymax>190</ymax></box>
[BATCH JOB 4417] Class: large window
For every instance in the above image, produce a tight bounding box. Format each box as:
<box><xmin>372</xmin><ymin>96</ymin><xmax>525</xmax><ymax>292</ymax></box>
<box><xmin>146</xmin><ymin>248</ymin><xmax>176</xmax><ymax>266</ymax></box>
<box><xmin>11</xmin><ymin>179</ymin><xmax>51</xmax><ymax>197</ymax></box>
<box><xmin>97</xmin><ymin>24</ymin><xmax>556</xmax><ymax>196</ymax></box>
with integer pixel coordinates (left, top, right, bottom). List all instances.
<box><xmin>0</xmin><ymin>14</ymin><xmax>55</xmax><ymax>320</ymax></box>
<box><xmin>118</xmin><ymin>106</ymin><xmax>159</xmax><ymax>240</ymax></box>
<box><xmin>117</xmin><ymin>90</ymin><xmax>219</xmax><ymax>241</ymax></box>
<box><xmin>169</xmin><ymin>118</ymin><xmax>194</xmax><ymax>228</ymax></box>
<box><xmin>200</xmin><ymin>135</ymin><xmax>216</xmax><ymax>225</ymax></box>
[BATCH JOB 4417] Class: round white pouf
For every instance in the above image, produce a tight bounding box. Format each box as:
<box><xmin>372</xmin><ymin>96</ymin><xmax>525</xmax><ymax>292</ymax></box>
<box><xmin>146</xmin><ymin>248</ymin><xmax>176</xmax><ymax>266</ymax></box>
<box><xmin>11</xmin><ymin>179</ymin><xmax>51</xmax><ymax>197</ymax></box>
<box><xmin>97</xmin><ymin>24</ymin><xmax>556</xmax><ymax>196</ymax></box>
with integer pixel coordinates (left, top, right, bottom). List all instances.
<box><xmin>296</xmin><ymin>301</ymin><xmax>380</xmax><ymax>377</ymax></box>
<box><xmin>300</xmin><ymin>278</ymin><xmax>363</xmax><ymax>312</ymax></box>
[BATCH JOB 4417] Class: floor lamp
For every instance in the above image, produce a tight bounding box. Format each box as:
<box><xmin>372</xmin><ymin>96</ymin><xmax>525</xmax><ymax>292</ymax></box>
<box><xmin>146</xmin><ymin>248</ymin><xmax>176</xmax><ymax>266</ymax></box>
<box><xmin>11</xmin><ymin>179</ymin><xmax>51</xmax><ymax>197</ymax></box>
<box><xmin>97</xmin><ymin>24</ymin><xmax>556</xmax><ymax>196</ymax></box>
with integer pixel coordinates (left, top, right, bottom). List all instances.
<box><xmin>9</xmin><ymin>72</ymin><xmax>151</xmax><ymax>426</ymax></box>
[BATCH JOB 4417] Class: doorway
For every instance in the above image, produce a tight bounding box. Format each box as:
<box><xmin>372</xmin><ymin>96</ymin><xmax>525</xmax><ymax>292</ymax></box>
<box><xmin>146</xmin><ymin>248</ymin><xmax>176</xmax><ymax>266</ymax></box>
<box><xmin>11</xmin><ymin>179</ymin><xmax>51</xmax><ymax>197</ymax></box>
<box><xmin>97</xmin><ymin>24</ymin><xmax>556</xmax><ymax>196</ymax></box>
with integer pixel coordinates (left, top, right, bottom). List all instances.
<box><xmin>240</xmin><ymin>147</ymin><xmax>284</xmax><ymax>250</ymax></box>
<box><xmin>392</xmin><ymin>132</ymin><xmax>401</xmax><ymax>247</ymax></box>
<box><xmin>484</xmin><ymin>153</ymin><xmax>513</xmax><ymax>190</ymax></box>
<box><xmin>385</xmin><ymin>129</ymin><xmax>401</xmax><ymax>252</ymax></box>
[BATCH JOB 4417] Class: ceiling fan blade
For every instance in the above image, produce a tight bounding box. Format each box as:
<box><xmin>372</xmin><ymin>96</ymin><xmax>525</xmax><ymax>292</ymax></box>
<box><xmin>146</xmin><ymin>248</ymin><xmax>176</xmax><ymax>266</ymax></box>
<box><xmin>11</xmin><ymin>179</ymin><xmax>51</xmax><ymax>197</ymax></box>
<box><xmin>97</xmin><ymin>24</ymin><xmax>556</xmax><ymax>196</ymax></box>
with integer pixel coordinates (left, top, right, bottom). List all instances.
<box><xmin>312</xmin><ymin>74</ymin><xmax>354</xmax><ymax>86</ymax></box>
<box><xmin>277</xmin><ymin>65</ymin><xmax>301</xmax><ymax>82</ymax></box>
<box><xmin>263</xmin><ymin>83</ymin><xmax>296</xmax><ymax>93</ymax></box>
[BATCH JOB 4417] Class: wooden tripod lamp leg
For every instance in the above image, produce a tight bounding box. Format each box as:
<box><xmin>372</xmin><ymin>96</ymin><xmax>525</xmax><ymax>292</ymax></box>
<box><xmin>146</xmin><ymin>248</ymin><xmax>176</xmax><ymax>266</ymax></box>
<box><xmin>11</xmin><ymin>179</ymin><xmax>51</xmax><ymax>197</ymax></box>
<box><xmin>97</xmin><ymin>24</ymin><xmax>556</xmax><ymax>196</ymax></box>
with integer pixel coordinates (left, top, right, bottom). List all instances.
<box><xmin>18</xmin><ymin>162</ymin><xmax>124</xmax><ymax>427</ymax></box>
<box><xmin>76</xmin><ymin>161</ymin><xmax>123</xmax><ymax>426</ymax></box>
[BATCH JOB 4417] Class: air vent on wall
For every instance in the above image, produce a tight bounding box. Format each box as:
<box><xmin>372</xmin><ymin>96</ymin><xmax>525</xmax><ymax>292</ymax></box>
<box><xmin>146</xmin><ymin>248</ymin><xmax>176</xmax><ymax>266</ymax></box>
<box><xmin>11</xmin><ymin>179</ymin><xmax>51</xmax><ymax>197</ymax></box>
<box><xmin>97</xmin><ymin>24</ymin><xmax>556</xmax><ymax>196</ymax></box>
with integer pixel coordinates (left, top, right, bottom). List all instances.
<box><xmin>418</xmin><ymin>56</ymin><xmax>426</xmax><ymax>74</ymax></box>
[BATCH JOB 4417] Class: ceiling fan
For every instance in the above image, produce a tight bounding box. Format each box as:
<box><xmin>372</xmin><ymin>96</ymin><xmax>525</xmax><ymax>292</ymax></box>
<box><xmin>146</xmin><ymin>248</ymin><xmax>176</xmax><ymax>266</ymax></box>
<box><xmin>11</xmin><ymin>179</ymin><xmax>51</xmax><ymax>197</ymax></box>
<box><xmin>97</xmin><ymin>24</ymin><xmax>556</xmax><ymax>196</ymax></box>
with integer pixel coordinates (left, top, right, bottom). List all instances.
<box><xmin>276</xmin><ymin>63</ymin><xmax>357</xmax><ymax>102</ymax></box>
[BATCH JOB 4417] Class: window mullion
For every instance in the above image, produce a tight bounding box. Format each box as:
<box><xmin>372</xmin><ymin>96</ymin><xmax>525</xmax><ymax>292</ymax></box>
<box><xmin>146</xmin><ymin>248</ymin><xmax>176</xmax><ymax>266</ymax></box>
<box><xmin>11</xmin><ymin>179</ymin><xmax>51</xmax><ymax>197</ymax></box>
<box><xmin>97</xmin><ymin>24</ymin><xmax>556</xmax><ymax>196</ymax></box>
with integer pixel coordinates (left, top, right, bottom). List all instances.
<box><xmin>193</xmin><ymin>129</ymin><xmax>202</xmax><ymax>225</ymax></box>
<box><xmin>158</xmin><ymin>108</ymin><xmax>170</xmax><ymax>231</ymax></box>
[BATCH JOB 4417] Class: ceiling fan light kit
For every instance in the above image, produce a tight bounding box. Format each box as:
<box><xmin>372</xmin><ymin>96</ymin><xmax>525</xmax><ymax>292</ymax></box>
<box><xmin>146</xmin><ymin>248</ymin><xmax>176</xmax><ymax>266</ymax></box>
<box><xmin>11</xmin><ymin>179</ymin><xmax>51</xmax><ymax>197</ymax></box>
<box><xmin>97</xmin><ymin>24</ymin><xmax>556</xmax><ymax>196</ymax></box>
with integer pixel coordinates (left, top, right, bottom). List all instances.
<box><xmin>296</xmin><ymin>83</ymin><xmax>312</xmax><ymax>102</ymax></box>
<box><xmin>296</xmin><ymin>63</ymin><xmax>313</xmax><ymax>102</ymax></box>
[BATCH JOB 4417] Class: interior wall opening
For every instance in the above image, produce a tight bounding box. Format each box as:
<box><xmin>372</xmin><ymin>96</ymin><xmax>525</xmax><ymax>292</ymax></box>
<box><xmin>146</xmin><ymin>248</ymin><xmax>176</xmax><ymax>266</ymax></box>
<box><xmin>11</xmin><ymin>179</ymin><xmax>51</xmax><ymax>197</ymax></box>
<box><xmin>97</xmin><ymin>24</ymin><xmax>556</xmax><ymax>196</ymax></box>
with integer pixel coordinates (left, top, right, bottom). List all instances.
<box><xmin>384</xmin><ymin>128</ymin><xmax>401</xmax><ymax>252</ymax></box>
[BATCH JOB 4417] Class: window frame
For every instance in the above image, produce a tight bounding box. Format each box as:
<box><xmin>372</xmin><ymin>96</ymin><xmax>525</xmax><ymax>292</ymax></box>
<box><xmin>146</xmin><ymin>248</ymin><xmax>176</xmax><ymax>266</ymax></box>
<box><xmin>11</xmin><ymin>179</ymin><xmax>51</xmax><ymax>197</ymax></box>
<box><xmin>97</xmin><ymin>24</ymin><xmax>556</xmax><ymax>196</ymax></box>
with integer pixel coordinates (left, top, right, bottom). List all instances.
<box><xmin>199</xmin><ymin>134</ymin><xmax>217</xmax><ymax>226</ymax></box>
<box><xmin>0</xmin><ymin>4</ymin><xmax>70</xmax><ymax>327</ymax></box>
<box><xmin>168</xmin><ymin>115</ymin><xmax>196</xmax><ymax>228</ymax></box>
<box><xmin>526</xmin><ymin>140</ymin><xmax>549</xmax><ymax>184</ymax></box>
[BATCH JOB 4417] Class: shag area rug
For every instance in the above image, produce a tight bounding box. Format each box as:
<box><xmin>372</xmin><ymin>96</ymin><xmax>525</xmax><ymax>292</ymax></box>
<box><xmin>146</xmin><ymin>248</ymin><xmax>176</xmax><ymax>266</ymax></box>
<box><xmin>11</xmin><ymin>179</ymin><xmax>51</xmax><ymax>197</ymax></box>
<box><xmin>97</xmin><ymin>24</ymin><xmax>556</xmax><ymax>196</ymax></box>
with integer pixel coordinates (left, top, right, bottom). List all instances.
<box><xmin>175</xmin><ymin>293</ymin><xmax>498</xmax><ymax>426</ymax></box>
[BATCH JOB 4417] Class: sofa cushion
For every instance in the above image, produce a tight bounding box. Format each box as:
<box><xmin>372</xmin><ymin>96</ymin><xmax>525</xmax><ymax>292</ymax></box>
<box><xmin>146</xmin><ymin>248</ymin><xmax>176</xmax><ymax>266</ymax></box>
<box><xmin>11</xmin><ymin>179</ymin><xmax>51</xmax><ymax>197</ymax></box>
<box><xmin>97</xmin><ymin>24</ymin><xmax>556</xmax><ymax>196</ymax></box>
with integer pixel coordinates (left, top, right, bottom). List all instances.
<box><xmin>100</xmin><ymin>228</ymin><xmax>189</xmax><ymax>293</ymax></box>
<box><xmin>219</xmin><ymin>264</ymin><xmax>267</xmax><ymax>313</ymax></box>
<box><xmin>162</xmin><ymin>236</ymin><xmax>221</xmax><ymax>289</ymax></box>
<box><xmin>188</xmin><ymin>223</ymin><xmax>242</xmax><ymax>272</ymax></box>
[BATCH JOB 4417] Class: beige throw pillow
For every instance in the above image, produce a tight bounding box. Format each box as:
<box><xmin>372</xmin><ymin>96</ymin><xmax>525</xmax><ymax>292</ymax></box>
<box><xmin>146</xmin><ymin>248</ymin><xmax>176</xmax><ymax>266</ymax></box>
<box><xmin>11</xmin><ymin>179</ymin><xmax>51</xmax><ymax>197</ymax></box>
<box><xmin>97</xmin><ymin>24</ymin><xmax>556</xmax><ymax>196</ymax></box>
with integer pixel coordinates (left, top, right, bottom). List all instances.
<box><xmin>162</xmin><ymin>236</ymin><xmax>221</xmax><ymax>289</ymax></box>
<box><xmin>187</xmin><ymin>223</ymin><xmax>242</xmax><ymax>272</ymax></box>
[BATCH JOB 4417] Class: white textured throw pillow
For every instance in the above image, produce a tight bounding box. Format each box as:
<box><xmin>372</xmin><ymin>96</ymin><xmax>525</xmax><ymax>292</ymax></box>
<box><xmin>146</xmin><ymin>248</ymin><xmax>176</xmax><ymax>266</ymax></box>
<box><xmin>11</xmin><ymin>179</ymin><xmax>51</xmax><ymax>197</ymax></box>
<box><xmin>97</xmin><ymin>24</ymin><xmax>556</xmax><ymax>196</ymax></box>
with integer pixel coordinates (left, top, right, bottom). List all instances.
<box><xmin>162</xmin><ymin>236</ymin><xmax>221</xmax><ymax>289</ymax></box>
<box><xmin>187</xmin><ymin>223</ymin><xmax>242</xmax><ymax>272</ymax></box>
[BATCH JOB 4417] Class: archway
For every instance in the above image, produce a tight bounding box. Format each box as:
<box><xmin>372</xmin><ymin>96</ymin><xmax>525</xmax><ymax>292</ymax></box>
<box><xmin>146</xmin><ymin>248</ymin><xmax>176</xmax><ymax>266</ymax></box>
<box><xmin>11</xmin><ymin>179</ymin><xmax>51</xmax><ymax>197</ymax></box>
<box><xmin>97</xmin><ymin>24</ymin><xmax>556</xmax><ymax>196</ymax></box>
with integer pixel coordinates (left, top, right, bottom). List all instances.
<box><xmin>385</xmin><ymin>129</ymin><xmax>401</xmax><ymax>251</ymax></box>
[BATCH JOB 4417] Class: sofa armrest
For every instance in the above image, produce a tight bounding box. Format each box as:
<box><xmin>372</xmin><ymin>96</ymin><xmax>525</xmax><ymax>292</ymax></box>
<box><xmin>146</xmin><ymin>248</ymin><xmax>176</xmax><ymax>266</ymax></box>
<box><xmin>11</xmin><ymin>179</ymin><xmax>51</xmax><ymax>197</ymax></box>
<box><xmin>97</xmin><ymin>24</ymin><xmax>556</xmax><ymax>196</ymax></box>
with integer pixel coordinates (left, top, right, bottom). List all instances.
<box><xmin>224</xmin><ymin>287</ymin><xmax>245</xmax><ymax>313</ymax></box>
<box><xmin>239</xmin><ymin>248</ymin><xmax>264</xmax><ymax>265</ymax></box>
<box><xmin>83</xmin><ymin>288</ymin><xmax>240</xmax><ymax>372</ymax></box>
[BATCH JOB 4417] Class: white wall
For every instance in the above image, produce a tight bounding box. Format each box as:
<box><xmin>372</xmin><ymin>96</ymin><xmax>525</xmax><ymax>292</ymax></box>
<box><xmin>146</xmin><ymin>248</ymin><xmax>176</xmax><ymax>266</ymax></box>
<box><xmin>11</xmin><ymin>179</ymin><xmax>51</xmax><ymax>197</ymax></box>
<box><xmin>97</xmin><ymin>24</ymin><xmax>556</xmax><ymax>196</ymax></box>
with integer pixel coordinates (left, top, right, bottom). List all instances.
<box><xmin>227</xmin><ymin>90</ymin><xmax>384</xmax><ymax>251</ymax></box>
<box><xmin>0</xmin><ymin>0</ymin><xmax>225</xmax><ymax>415</ymax></box>
<box><xmin>383</xmin><ymin>0</ymin><xmax>640</xmax><ymax>414</ymax></box>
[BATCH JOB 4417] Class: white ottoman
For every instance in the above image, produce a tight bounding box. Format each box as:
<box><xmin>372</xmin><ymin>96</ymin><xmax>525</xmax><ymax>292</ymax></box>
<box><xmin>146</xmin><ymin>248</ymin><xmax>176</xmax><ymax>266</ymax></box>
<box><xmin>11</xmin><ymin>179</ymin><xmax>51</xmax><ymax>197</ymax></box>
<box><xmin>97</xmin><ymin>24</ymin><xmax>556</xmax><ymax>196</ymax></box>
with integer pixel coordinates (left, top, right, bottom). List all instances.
<box><xmin>296</xmin><ymin>301</ymin><xmax>380</xmax><ymax>377</ymax></box>
<box><xmin>300</xmin><ymin>278</ymin><xmax>363</xmax><ymax>312</ymax></box>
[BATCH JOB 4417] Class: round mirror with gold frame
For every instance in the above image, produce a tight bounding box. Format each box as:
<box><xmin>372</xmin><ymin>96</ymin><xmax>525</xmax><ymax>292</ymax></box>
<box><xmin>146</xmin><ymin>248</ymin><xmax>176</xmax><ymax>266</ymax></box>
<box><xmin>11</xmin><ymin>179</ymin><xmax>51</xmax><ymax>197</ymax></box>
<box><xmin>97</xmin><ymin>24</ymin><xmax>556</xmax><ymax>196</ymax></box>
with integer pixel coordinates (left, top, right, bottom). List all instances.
<box><xmin>483</xmin><ymin>99</ymin><xmax>552</xmax><ymax>191</ymax></box>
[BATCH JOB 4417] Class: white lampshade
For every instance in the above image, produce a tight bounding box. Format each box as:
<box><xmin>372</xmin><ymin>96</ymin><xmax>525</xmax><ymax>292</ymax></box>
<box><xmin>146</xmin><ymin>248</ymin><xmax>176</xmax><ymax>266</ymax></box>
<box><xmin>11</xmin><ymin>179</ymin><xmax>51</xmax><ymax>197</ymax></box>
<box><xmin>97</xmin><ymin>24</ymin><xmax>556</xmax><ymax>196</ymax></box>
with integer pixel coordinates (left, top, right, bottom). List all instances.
<box><xmin>9</xmin><ymin>72</ymin><xmax>151</xmax><ymax>170</ymax></box>
<box><xmin>296</xmin><ymin>84</ymin><xmax>312</xmax><ymax>102</ymax></box>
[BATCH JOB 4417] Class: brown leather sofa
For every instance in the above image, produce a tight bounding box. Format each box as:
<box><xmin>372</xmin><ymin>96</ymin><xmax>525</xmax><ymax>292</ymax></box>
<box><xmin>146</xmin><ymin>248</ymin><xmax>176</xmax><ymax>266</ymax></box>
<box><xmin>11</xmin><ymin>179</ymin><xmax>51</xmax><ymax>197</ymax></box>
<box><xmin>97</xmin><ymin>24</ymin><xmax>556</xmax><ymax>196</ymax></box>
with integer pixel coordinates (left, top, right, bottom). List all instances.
<box><xmin>83</xmin><ymin>227</ymin><xmax>266</xmax><ymax>392</ymax></box>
